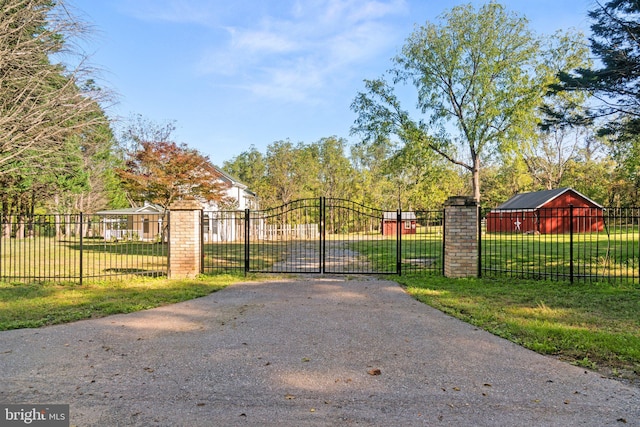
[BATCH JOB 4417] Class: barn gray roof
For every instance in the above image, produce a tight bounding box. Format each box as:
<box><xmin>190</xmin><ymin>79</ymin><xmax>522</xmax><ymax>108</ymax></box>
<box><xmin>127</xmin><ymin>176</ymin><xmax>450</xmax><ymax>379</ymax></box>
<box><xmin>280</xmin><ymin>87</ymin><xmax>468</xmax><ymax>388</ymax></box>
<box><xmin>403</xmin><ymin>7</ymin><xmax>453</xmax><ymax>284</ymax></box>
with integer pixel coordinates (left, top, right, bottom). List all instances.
<box><xmin>495</xmin><ymin>187</ymin><xmax>603</xmax><ymax>210</ymax></box>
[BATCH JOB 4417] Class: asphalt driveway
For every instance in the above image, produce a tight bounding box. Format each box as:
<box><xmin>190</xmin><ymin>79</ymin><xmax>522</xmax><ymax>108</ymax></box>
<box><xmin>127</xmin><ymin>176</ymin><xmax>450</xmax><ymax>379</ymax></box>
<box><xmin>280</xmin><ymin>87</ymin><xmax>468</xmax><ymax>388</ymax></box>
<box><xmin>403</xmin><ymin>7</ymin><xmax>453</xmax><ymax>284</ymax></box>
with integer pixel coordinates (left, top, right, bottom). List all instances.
<box><xmin>1</xmin><ymin>277</ymin><xmax>638</xmax><ymax>426</ymax></box>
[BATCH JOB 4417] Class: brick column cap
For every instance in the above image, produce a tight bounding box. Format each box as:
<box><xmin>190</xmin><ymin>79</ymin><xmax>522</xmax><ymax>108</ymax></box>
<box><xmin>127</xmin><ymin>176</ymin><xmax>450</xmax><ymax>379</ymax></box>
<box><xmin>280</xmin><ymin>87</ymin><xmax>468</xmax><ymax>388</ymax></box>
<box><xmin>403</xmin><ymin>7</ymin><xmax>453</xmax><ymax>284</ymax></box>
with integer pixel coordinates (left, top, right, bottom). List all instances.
<box><xmin>169</xmin><ymin>198</ymin><xmax>202</xmax><ymax>211</ymax></box>
<box><xmin>444</xmin><ymin>196</ymin><xmax>478</xmax><ymax>207</ymax></box>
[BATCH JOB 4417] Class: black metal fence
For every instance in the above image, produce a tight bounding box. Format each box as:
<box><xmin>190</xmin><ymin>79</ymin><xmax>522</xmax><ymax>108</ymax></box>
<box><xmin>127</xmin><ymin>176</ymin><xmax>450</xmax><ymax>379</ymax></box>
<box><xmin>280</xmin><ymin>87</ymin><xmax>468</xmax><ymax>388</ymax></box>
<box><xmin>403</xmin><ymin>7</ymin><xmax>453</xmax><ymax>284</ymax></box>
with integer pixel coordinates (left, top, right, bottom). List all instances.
<box><xmin>0</xmin><ymin>213</ymin><xmax>168</xmax><ymax>284</ymax></box>
<box><xmin>481</xmin><ymin>206</ymin><xmax>640</xmax><ymax>283</ymax></box>
<box><xmin>8</xmin><ymin>203</ymin><xmax>634</xmax><ymax>284</ymax></box>
<box><xmin>249</xmin><ymin>198</ymin><xmax>322</xmax><ymax>273</ymax></box>
<box><xmin>202</xmin><ymin>198</ymin><xmax>444</xmax><ymax>276</ymax></box>
<box><xmin>201</xmin><ymin>210</ymin><xmax>246</xmax><ymax>273</ymax></box>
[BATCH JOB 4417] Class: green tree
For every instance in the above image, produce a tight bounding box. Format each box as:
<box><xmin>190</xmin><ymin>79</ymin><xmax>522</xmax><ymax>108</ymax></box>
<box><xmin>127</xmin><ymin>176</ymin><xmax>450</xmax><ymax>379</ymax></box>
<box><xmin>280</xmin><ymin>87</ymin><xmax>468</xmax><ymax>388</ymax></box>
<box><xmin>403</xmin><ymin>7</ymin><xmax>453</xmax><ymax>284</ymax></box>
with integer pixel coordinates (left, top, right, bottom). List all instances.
<box><xmin>553</xmin><ymin>1</ymin><xmax>640</xmax><ymax>204</ymax></box>
<box><xmin>352</xmin><ymin>3</ymin><xmax>569</xmax><ymax>202</ymax></box>
<box><xmin>71</xmin><ymin>119</ymin><xmax>128</xmax><ymax>212</ymax></box>
<box><xmin>0</xmin><ymin>0</ymin><xmax>106</xmax><ymax>178</ymax></box>
<box><xmin>349</xmin><ymin>138</ymin><xmax>397</xmax><ymax>209</ymax></box>
<box><xmin>562</xmin><ymin>157</ymin><xmax>616</xmax><ymax>206</ymax></box>
<box><xmin>225</xmin><ymin>138</ymin><xmax>361</xmax><ymax>209</ymax></box>
<box><xmin>556</xmin><ymin>0</ymin><xmax>640</xmax><ymax>135</ymax></box>
<box><xmin>117</xmin><ymin>140</ymin><xmax>228</xmax><ymax>210</ymax></box>
<box><xmin>521</xmin><ymin>30</ymin><xmax>594</xmax><ymax>192</ymax></box>
<box><xmin>481</xmin><ymin>158</ymin><xmax>533</xmax><ymax>207</ymax></box>
<box><xmin>309</xmin><ymin>137</ymin><xmax>354</xmax><ymax>200</ymax></box>
<box><xmin>262</xmin><ymin>140</ymin><xmax>316</xmax><ymax>206</ymax></box>
<box><xmin>222</xmin><ymin>145</ymin><xmax>269</xmax><ymax>204</ymax></box>
<box><xmin>523</xmin><ymin>127</ymin><xmax>587</xmax><ymax>191</ymax></box>
<box><xmin>387</xmin><ymin>140</ymin><xmax>466</xmax><ymax>210</ymax></box>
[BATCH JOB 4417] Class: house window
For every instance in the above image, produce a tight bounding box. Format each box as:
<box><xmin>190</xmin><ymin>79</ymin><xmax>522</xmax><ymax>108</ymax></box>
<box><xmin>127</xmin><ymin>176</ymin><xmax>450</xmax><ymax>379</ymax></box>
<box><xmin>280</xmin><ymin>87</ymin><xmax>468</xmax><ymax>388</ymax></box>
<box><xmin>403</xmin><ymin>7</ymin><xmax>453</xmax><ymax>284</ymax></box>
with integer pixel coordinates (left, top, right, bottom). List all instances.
<box><xmin>143</xmin><ymin>218</ymin><xmax>150</xmax><ymax>234</ymax></box>
<box><xmin>404</xmin><ymin>221</ymin><xmax>411</xmax><ymax>229</ymax></box>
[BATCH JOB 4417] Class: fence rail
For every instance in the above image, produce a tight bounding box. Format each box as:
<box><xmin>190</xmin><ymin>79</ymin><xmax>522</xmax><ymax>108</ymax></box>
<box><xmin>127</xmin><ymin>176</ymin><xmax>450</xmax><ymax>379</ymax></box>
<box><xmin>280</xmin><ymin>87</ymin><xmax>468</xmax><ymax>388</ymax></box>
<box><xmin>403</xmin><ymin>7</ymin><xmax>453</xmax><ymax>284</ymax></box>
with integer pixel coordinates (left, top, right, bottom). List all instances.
<box><xmin>0</xmin><ymin>213</ymin><xmax>168</xmax><ymax>283</ymax></box>
<box><xmin>5</xmin><ymin>204</ymin><xmax>638</xmax><ymax>284</ymax></box>
<box><xmin>202</xmin><ymin>199</ymin><xmax>444</xmax><ymax>275</ymax></box>
<box><xmin>481</xmin><ymin>206</ymin><xmax>640</xmax><ymax>283</ymax></box>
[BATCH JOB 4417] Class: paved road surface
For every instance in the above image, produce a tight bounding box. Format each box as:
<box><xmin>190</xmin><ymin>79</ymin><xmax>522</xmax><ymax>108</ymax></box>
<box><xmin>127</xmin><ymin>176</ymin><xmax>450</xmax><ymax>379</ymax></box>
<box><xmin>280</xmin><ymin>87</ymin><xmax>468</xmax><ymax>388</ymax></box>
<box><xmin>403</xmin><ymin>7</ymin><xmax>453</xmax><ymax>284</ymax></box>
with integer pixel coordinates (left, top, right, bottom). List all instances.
<box><xmin>1</xmin><ymin>277</ymin><xmax>638</xmax><ymax>426</ymax></box>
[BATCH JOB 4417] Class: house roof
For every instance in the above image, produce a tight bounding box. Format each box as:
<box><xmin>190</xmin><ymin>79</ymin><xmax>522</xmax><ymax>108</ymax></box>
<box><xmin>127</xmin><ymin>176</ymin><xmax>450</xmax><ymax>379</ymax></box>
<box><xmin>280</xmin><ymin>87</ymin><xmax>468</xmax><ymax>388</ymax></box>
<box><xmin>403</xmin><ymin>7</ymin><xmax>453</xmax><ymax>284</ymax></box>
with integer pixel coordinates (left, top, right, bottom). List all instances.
<box><xmin>214</xmin><ymin>166</ymin><xmax>257</xmax><ymax>197</ymax></box>
<box><xmin>495</xmin><ymin>187</ymin><xmax>603</xmax><ymax>210</ymax></box>
<box><xmin>96</xmin><ymin>203</ymin><xmax>165</xmax><ymax>215</ymax></box>
<box><xmin>383</xmin><ymin>212</ymin><xmax>417</xmax><ymax>221</ymax></box>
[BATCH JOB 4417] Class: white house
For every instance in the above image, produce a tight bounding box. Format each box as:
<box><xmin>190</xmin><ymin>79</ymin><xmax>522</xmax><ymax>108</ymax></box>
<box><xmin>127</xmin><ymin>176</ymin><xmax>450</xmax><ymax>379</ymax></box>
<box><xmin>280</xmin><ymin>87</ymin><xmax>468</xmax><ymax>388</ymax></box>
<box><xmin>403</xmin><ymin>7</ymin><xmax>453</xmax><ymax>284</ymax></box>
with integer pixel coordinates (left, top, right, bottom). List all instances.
<box><xmin>95</xmin><ymin>202</ymin><xmax>166</xmax><ymax>242</ymax></box>
<box><xmin>97</xmin><ymin>167</ymin><xmax>257</xmax><ymax>243</ymax></box>
<box><xmin>202</xmin><ymin>166</ymin><xmax>258</xmax><ymax>243</ymax></box>
<box><xmin>202</xmin><ymin>166</ymin><xmax>258</xmax><ymax>211</ymax></box>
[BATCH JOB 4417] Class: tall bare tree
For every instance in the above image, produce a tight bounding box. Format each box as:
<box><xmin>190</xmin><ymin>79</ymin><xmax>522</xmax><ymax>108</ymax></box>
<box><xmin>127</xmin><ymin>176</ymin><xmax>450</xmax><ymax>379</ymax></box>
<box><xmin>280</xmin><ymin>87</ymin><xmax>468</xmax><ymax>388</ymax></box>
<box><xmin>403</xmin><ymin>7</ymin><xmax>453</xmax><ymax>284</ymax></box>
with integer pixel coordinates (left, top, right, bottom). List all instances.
<box><xmin>0</xmin><ymin>0</ymin><xmax>106</xmax><ymax>178</ymax></box>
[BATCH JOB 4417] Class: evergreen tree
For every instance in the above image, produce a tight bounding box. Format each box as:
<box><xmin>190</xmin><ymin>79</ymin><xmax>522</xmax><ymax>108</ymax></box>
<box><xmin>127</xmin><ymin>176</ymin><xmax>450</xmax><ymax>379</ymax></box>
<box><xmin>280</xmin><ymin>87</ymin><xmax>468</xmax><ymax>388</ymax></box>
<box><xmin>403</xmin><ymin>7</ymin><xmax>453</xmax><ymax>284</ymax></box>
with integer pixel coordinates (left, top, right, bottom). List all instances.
<box><xmin>553</xmin><ymin>0</ymin><xmax>640</xmax><ymax>204</ymax></box>
<box><xmin>0</xmin><ymin>0</ymin><xmax>112</xmax><ymax>214</ymax></box>
<box><xmin>556</xmin><ymin>0</ymin><xmax>640</xmax><ymax>135</ymax></box>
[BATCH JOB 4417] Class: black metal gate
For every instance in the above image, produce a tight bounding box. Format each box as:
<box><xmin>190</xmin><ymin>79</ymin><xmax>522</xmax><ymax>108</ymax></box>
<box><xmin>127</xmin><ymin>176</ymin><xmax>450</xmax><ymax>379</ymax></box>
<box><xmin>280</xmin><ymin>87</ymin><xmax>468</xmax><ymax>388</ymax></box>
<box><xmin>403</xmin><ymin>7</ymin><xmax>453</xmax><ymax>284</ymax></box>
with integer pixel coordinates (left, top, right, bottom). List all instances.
<box><xmin>203</xmin><ymin>198</ymin><xmax>443</xmax><ymax>276</ymax></box>
<box><xmin>248</xmin><ymin>198</ymin><xmax>323</xmax><ymax>273</ymax></box>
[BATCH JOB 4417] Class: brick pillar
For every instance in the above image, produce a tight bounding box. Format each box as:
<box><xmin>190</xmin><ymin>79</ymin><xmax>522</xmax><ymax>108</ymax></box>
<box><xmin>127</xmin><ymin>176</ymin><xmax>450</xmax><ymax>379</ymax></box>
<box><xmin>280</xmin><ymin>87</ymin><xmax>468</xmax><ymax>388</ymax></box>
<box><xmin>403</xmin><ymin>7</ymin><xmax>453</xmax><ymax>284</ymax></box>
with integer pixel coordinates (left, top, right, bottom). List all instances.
<box><xmin>168</xmin><ymin>199</ymin><xmax>202</xmax><ymax>279</ymax></box>
<box><xmin>444</xmin><ymin>196</ymin><xmax>479</xmax><ymax>278</ymax></box>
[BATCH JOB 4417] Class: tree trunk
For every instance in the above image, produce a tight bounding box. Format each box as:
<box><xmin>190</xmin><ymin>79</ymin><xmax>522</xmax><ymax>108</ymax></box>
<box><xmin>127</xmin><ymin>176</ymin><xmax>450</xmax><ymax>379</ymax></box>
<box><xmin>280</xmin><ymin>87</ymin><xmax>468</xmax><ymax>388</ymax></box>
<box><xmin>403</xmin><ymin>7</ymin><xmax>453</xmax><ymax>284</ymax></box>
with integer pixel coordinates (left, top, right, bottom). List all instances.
<box><xmin>472</xmin><ymin>156</ymin><xmax>481</xmax><ymax>203</ymax></box>
<box><xmin>65</xmin><ymin>214</ymin><xmax>71</xmax><ymax>237</ymax></box>
<box><xmin>54</xmin><ymin>195</ymin><xmax>63</xmax><ymax>238</ymax></box>
<box><xmin>27</xmin><ymin>201</ymin><xmax>35</xmax><ymax>238</ymax></box>
<box><xmin>1</xmin><ymin>201</ymin><xmax>10</xmax><ymax>238</ymax></box>
<box><xmin>16</xmin><ymin>215</ymin><xmax>24</xmax><ymax>239</ymax></box>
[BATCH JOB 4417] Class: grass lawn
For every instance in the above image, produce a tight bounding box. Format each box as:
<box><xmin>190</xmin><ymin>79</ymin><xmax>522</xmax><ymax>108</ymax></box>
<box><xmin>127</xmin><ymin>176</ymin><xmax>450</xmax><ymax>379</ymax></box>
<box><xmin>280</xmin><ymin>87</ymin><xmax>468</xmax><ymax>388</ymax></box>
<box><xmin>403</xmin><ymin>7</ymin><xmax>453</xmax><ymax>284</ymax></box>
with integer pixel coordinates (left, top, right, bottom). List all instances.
<box><xmin>0</xmin><ymin>274</ymin><xmax>244</xmax><ymax>330</ymax></box>
<box><xmin>0</xmin><ymin>237</ymin><xmax>168</xmax><ymax>281</ymax></box>
<box><xmin>482</xmin><ymin>230</ymin><xmax>640</xmax><ymax>281</ymax></box>
<box><xmin>395</xmin><ymin>275</ymin><xmax>640</xmax><ymax>384</ymax></box>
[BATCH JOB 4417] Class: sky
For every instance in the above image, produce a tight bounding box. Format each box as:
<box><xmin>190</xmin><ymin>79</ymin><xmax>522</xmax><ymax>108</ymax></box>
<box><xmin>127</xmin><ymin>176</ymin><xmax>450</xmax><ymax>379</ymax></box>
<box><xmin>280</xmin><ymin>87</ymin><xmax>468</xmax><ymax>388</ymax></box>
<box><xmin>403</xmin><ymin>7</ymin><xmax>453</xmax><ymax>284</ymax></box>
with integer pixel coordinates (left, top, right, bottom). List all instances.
<box><xmin>69</xmin><ymin>0</ymin><xmax>595</xmax><ymax>166</ymax></box>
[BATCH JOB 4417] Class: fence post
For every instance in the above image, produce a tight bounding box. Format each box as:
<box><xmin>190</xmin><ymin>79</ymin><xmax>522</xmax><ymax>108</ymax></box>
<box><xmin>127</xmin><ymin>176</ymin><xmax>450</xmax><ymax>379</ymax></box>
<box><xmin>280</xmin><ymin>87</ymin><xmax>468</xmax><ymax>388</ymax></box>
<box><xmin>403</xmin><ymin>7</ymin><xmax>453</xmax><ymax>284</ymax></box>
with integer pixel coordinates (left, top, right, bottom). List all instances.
<box><xmin>320</xmin><ymin>197</ymin><xmax>325</xmax><ymax>274</ymax></box>
<box><xmin>168</xmin><ymin>199</ymin><xmax>202</xmax><ymax>279</ymax></box>
<box><xmin>441</xmin><ymin>209</ymin><xmax>446</xmax><ymax>276</ymax></box>
<box><xmin>443</xmin><ymin>196</ymin><xmax>479</xmax><ymax>278</ymax></box>
<box><xmin>569</xmin><ymin>204</ymin><xmax>574</xmax><ymax>283</ymax></box>
<box><xmin>397</xmin><ymin>209</ymin><xmax>402</xmax><ymax>275</ymax></box>
<box><xmin>0</xmin><ymin>213</ymin><xmax>2</xmax><ymax>278</ymax></box>
<box><xmin>244</xmin><ymin>209</ymin><xmax>250</xmax><ymax>274</ymax></box>
<box><xmin>79</xmin><ymin>212</ymin><xmax>84</xmax><ymax>285</ymax></box>
<box><xmin>478</xmin><ymin>205</ymin><xmax>482</xmax><ymax>278</ymax></box>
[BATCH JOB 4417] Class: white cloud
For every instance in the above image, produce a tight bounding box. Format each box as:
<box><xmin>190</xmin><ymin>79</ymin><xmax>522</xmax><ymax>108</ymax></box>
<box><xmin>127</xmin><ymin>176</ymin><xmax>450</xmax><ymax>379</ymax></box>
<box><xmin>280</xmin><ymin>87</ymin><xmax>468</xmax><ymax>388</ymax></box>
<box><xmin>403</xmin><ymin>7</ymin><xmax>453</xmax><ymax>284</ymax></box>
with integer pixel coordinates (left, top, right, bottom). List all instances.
<box><xmin>231</xmin><ymin>28</ymin><xmax>299</xmax><ymax>54</ymax></box>
<box><xmin>124</xmin><ymin>0</ymin><xmax>408</xmax><ymax>102</ymax></box>
<box><xmin>117</xmin><ymin>0</ymin><xmax>219</xmax><ymax>25</ymax></box>
<box><xmin>196</xmin><ymin>0</ymin><xmax>408</xmax><ymax>103</ymax></box>
<box><xmin>320</xmin><ymin>0</ymin><xmax>406</xmax><ymax>25</ymax></box>
<box><xmin>247</xmin><ymin>59</ymin><xmax>325</xmax><ymax>103</ymax></box>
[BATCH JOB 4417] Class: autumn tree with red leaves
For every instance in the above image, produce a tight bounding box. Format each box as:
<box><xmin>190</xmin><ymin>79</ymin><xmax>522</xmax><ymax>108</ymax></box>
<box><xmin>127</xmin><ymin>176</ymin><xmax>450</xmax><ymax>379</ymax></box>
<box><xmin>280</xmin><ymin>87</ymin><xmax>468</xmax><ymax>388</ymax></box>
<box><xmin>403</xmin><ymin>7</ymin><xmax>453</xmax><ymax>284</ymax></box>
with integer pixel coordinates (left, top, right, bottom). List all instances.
<box><xmin>117</xmin><ymin>140</ymin><xmax>230</xmax><ymax>209</ymax></box>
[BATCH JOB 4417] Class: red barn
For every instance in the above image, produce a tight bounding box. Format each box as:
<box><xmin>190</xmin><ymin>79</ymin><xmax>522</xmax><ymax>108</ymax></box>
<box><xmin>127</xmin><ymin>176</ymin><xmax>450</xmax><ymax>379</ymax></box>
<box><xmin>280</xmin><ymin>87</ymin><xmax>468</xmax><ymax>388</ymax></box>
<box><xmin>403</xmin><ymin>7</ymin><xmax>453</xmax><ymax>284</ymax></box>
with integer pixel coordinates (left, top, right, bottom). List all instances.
<box><xmin>382</xmin><ymin>212</ymin><xmax>417</xmax><ymax>236</ymax></box>
<box><xmin>485</xmin><ymin>188</ymin><xmax>604</xmax><ymax>234</ymax></box>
